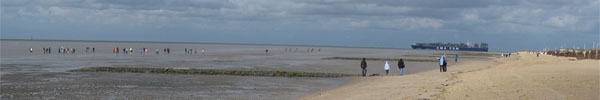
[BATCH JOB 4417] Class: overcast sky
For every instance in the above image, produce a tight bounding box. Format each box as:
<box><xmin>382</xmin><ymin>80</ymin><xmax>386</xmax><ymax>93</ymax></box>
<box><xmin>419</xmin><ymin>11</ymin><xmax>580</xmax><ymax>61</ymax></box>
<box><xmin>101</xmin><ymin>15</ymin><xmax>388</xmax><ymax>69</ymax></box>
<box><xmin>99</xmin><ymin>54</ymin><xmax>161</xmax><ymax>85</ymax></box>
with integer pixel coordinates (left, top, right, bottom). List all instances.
<box><xmin>1</xmin><ymin>0</ymin><xmax>599</xmax><ymax>52</ymax></box>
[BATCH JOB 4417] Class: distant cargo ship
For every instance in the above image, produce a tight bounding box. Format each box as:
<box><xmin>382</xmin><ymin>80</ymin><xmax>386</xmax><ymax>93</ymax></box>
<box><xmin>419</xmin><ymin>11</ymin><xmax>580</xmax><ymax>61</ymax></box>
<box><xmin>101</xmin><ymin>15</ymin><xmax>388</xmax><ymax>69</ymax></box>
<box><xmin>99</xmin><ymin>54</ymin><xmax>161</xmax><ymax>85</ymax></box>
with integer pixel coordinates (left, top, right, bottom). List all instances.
<box><xmin>411</xmin><ymin>41</ymin><xmax>488</xmax><ymax>52</ymax></box>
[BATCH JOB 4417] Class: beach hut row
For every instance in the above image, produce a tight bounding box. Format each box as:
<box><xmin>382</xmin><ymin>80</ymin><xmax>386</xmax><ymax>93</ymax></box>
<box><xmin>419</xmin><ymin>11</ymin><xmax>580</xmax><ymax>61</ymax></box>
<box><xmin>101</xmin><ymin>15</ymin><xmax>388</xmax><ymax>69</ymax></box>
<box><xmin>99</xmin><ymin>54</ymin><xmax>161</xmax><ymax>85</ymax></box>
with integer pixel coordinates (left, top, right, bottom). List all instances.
<box><xmin>545</xmin><ymin>49</ymin><xmax>600</xmax><ymax>60</ymax></box>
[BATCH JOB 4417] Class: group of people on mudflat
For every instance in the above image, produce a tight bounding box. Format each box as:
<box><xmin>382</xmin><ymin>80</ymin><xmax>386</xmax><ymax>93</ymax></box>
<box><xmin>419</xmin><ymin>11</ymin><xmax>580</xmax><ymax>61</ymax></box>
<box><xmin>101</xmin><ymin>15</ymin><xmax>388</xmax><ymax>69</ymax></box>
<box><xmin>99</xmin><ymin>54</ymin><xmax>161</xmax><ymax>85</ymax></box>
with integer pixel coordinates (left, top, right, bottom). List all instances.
<box><xmin>112</xmin><ymin>48</ymin><xmax>153</xmax><ymax>54</ymax></box>
<box><xmin>31</xmin><ymin>47</ymin><xmax>96</xmax><ymax>54</ymax></box>
<box><xmin>359</xmin><ymin>53</ymin><xmax>458</xmax><ymax>76</ymax></box>
<box><xmin>282</xmin><ymin>48</ymin><xmax>321</xmax><ymax>52</ymax></box>
<box><xmin>109</xmin><ymin>48</ymin><xmax>207</xmax><ymax>55</ymax></box>
<box><xmin>184</xmin><ymin>48</ymin><xmax>206</xmax><ymax>55</ymax></box>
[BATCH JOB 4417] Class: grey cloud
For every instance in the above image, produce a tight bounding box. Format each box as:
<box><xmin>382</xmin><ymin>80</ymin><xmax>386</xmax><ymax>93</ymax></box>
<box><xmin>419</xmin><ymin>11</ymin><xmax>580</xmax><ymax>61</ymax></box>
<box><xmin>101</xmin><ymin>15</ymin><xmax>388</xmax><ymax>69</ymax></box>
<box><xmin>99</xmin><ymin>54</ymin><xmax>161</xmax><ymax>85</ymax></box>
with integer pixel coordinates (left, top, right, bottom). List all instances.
<box><xmin>1</xmin><ymin>0</ymin><xmax>598</xmax><ymax>51</ymax></box>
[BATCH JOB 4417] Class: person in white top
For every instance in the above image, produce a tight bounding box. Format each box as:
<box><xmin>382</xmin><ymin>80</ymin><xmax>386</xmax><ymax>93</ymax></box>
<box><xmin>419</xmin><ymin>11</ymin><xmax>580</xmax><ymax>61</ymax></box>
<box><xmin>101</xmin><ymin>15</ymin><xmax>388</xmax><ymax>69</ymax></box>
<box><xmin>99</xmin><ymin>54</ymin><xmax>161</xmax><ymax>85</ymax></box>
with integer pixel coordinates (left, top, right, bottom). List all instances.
<box><xmin>440</xmin><ymin>54</ymin><xmax>445</xmax><ymax>72</ymax></box>
<box><xmin>384</xmin><ymin>61</ymin><xmax>390</xmax><ymax>75</ymax></box>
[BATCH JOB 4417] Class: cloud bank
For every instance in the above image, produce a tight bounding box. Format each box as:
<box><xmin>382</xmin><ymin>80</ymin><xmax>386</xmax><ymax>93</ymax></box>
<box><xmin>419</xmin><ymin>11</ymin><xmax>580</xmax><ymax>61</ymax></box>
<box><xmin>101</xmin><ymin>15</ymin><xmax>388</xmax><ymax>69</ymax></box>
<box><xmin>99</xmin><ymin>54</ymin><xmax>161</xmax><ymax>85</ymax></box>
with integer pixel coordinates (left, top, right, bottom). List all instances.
<box><xmin>2</xmin><ymin>0</ymin><xmax>599</xmax><ymax>51</ymax></box>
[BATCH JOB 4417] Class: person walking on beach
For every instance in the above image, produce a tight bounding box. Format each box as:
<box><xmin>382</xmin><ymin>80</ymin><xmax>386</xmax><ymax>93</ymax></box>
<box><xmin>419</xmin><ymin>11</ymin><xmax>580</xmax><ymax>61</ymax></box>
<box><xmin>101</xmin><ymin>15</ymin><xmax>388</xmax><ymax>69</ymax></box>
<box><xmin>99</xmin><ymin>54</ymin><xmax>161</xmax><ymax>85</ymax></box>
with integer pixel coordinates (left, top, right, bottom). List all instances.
<box><xmin>384</xmin><ymin>61</ymin><xmax>390</xmax><ymax>75</ymax></box>
<box><xmin>443</xmin><ymin>57</ymin><xmax>448</xmax><ymax>72</ymax></box>
<box><xmin>92</xmin><ymin>47</ymin><xmax>95</xmax><ymax>53</ymax></box>
<box><xmin>361</xmin><ymin>58</ymin><xmax>368</xmax><ymax>76</ymax></box>
<box><xmin>266</xmin><ymin>49</ymin><xmax>269</xmax><ymax>55</ymax></box>
<box><xmin>455</xmin><ymin>54</ymin><xmax>459</xmax><ymax>62</ymax></box>
<box><xmin>398</xmin><ymin>58</ymin><xmax>405</xmax><ymax>75</ymax></box>
<box><xmin>202</xmin><ymin>48</ymin><xmax>206</xmax><ymax>55</ymax></box>
<box><xmin>29</xmin><ymin>48</ymin><xmax>33</xmax><ymax>53</ymax></box>
<box><xmin>185</xmin><ymin>48</ymin><xmax>188</xmax><ymax>54</ymax></box>
<box><xmin>439</xmin><ymin>54</ymin><xmax>445</xmax><ymax>72</ymax></box>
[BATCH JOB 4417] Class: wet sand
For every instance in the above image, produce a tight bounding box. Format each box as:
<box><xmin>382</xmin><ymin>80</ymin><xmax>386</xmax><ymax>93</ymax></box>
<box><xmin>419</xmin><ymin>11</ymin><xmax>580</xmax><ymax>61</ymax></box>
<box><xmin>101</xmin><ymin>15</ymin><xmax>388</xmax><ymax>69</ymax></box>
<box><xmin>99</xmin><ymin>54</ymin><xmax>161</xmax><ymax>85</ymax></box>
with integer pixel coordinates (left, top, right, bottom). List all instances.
<box><xmin>0</xmin><ymin>40</ymin><xmax>495</xmax><ymax>99</ymax></box>
<box><xmin>299</xmin><ymin>53</ymin><xmax>599</xmax><ymax>100</ymax></box>
<box><xmin>1</xmin><ymin>72</ymin><xmax>346</xmax><ymax>99</ymax></box>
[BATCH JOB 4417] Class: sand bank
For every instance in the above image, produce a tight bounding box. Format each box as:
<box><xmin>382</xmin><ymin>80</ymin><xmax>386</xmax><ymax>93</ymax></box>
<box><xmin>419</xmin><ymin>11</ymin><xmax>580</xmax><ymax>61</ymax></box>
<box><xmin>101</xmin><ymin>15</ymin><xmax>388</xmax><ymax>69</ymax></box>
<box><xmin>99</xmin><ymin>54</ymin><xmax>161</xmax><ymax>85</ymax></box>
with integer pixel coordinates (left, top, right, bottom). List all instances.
<box><xmin>299</xmin><ymin>54</ymin><xmax>599</xmax><ymax>100</ymax></box>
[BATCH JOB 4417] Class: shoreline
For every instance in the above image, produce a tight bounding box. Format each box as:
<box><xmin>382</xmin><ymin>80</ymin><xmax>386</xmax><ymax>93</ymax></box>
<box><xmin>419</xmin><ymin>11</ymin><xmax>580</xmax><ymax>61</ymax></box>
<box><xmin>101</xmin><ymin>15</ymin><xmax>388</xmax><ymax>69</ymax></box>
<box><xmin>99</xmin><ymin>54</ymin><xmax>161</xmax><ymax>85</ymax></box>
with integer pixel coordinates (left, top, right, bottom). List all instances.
<box><xmin>298</xmin><ymin>54</ymin><xmax>599</xmax><ymax>99</ymax></box>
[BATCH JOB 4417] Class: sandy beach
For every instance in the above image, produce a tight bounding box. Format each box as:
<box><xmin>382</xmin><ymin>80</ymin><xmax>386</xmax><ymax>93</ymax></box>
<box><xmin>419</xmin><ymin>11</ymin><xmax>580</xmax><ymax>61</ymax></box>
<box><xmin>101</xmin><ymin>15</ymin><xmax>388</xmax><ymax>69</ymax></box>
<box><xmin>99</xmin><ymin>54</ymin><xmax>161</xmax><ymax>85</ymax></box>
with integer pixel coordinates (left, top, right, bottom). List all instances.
<box><xmin>300</xmin><ymin>53</ymin><xmax>599</xmax><ymax>100</ymax></box>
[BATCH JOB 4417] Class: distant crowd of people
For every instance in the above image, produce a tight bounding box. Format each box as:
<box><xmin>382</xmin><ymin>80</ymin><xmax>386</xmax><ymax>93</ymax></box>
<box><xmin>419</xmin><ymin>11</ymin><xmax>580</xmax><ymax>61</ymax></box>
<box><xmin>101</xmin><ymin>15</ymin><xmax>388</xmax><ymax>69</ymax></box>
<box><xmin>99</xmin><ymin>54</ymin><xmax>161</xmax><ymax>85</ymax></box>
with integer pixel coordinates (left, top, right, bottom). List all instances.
<box><xmin>184</xmin><ymin>48</ymin><xmax>206</xmax><ymax>55</ymax></box>
<box><xmin>32</xmin><ymin>47</ymin><xmax>96</xmax><ymax>54</ymax></box>
<box><xmin>501</xmin><ymin>53</ymin><xmax>512</xmax><ymax>58</ymax></box>
<box><xmin>30</xmin><ymin>46</ymin><xmax>323</xmax><ymax>56</ymax></box>
<box><xmin>264</xmin><ymin>48</ymin><xmax>322</xmax><ymax>55</ymax></box>
<box><xmin>30</xmin><ymin>47</ymin><xmax>214</xmax><ymax>55</ymax></box>
<box><xmin>111</xmin><ymin>48</ymin><xmax>174</xmax><ymax>55</ymax></box>
<box><xmin>282</xmin><ymin>48</ymin><xmax>321</xmax><ymax>52</ymax></box>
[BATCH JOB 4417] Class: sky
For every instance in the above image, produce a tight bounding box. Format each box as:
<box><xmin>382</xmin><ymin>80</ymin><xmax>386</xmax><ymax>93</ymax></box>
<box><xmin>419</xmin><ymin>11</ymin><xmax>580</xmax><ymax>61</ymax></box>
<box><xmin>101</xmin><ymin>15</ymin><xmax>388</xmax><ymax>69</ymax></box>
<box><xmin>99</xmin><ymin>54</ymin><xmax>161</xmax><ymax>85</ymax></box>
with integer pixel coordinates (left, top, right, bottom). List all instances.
<box><xmin>1</xmin><ymin>0</ymin><xmax>599</xmax><ymax>52</ymax></box>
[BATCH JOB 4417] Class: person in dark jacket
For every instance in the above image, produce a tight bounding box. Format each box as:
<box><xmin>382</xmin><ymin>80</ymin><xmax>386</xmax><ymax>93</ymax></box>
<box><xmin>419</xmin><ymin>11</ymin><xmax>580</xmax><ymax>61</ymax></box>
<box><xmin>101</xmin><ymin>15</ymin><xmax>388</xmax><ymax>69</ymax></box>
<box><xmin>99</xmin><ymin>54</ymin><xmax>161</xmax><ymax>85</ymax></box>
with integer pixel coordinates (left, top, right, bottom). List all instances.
<box><xmin>398</xmin><ymin>58</ymin><xmax>405</xmax><ymax>75</ymax></box>
<box><xmin>361</xmin><ymin>58</ymin><xmax>367</xmax><ymax>76</ymax></box>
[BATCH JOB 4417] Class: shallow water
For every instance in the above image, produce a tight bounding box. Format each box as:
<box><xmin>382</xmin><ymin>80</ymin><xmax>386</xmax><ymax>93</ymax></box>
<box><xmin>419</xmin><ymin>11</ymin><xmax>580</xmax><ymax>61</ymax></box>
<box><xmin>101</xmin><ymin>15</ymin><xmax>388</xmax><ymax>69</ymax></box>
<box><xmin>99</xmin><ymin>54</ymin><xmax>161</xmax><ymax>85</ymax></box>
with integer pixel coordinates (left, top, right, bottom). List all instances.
<box><xmin>0</xmin><ymin>40</ymin><xmax>497</xmax><ymax>99</ymax></box>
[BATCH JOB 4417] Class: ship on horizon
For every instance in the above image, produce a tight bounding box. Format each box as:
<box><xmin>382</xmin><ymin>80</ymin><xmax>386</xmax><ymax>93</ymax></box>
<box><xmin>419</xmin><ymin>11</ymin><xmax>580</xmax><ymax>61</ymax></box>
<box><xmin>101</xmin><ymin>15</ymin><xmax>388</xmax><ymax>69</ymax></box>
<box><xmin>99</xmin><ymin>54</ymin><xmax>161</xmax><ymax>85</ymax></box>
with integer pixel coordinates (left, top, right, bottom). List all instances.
<box><xmin>411</xmin><ymin>41</ymin><xmax>488</xmax><ymax>52</ymax></box>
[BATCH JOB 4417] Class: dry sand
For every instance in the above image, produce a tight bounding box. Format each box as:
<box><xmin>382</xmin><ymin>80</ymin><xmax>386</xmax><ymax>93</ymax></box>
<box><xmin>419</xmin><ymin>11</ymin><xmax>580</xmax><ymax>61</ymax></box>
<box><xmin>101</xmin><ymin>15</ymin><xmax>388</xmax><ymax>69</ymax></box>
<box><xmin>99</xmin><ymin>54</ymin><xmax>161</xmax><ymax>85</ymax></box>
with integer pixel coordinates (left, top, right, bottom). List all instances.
<box><xmin>299</xmin><ymin>54</ymin><xmax>599</xmax><ymax>100</ymax></box>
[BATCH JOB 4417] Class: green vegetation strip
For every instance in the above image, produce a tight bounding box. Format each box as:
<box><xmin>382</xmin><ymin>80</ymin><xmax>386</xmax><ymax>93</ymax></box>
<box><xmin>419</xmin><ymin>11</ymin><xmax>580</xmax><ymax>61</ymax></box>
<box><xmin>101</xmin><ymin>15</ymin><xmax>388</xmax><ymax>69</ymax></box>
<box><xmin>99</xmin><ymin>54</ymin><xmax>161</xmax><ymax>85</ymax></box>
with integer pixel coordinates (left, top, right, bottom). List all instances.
<box><xmin>69</xmin><ymin>67</ymin><xmax>361</xmax><ymax>77</ymax></box>
<box><xmin>322</xmin><ymin>57</ymin><xmax>438</xmax><ymax>62</ymax></box>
